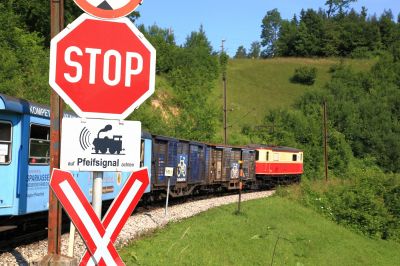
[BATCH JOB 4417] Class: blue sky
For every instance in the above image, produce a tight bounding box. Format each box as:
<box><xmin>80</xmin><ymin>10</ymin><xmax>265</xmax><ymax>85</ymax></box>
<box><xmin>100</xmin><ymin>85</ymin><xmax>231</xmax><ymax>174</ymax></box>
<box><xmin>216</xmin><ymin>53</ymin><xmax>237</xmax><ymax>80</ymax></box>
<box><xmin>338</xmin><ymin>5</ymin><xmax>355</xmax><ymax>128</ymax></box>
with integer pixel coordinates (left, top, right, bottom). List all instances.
<box><xmin>135</xmin><ymin>0</ymin><xmax>400</xmax><ymax>56</ymax></box>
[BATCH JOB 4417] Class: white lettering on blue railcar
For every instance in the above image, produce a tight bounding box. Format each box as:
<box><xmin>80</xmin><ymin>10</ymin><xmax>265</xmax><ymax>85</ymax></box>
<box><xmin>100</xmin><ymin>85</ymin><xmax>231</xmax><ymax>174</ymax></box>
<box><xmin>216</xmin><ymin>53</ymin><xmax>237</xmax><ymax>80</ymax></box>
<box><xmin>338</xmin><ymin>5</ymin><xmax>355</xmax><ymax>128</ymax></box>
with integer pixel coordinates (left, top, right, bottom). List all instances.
<box><xmin>29</xmin><ymin>105</ymin><xmax>50</xmax><ymax>118</ymax></box>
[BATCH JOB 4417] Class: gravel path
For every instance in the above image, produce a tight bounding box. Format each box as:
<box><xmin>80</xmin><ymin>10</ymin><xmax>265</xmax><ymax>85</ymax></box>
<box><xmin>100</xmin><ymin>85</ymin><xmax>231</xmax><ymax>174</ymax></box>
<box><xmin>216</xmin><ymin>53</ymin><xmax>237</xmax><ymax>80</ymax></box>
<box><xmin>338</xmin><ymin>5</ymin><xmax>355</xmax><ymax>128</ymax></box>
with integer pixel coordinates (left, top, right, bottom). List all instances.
<box><xmin>0</xmin><ymin>190</ymin><xmax>274</xmax><ymax>265</ymax></box>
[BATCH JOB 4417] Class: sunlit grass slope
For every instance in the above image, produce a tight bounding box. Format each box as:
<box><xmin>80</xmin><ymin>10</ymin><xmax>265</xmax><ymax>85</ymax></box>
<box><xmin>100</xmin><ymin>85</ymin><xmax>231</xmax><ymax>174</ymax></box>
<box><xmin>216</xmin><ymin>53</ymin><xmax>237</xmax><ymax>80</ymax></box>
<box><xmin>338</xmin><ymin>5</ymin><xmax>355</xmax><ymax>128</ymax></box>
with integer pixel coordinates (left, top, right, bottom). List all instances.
<box><xmin>214</xmin><ymin>57</ymin><xmax>375</xmax><ymax>141</ymax></box>
<box><xmin>120</xmin><ymin>197</ymin><xmax>399</xmax><ymax>265</ymax></box>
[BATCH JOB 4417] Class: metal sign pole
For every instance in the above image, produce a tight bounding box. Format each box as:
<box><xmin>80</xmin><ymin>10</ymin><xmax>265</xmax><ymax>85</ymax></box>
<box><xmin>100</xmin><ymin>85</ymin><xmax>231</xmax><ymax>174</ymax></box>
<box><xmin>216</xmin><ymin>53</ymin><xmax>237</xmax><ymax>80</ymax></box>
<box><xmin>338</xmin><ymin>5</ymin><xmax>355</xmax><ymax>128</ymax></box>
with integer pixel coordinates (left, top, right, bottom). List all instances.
<box><xmin>92</xmin><ymin>172</ymin><xmax>103</xmax><ymax>218</ymax></box>
<box><xmin>67</xmin><ymin>223</ymin><xmax>76</xmax><ymax>257</ymax></box>
<box><xmin>165</xmin><ymin>176</ymin><xmax>171</xmax><ymax>217</ymax></box>
<box><xmin>237</xmin><ymin>161</ymin><xmax>243</xmax><ymax>214</ymax></box>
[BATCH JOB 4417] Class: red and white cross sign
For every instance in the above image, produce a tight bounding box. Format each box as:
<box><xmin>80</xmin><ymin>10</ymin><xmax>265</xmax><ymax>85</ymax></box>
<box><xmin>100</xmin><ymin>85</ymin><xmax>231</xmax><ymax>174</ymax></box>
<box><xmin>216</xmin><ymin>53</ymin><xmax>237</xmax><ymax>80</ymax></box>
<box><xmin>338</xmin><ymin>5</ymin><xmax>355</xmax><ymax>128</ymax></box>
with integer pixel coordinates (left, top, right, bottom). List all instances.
<box><xmin>50</xmin><ymin>168</ymin><xmax>150</xmax><ymax>265</ymax></box>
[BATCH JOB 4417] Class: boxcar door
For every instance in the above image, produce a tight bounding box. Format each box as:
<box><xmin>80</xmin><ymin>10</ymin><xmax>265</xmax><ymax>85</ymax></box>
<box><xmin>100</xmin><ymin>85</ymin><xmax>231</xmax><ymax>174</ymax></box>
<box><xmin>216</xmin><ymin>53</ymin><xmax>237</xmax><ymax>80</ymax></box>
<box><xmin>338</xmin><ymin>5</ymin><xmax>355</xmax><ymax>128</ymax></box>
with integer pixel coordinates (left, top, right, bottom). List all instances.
<box><xmin>211</xmin><ymin>147</ymin><xmax>223</xmax><ymax>180</ymax></box>
<box><xmin>0</xmin><ymin>117</ymin><xmax>20</xmax><ymax>214</ymax></box>
<box><xmin>153</xmin><ymin>139</ymin><xmax>168</xmax><ymax>187</ymax></box>
<box><xmin>188</xmin><ymin>144</ymin><xmax>199</xmax><ymax>184</ymax></box>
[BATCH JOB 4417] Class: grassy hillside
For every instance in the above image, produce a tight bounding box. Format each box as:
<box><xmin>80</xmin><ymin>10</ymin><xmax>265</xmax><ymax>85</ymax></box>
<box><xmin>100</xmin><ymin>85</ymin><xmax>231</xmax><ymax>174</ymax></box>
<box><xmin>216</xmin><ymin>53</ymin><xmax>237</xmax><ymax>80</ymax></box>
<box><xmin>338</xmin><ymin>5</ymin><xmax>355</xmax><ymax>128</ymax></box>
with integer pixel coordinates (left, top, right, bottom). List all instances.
<box><xmin>214</xmin><ymin>58</ymin><xmax>375</xmax><ymax>143</ymax></box>
<box><xmin>120</xmin><ymin>196</ymin><xmax>400</xmax><ymax>265</ymax></box>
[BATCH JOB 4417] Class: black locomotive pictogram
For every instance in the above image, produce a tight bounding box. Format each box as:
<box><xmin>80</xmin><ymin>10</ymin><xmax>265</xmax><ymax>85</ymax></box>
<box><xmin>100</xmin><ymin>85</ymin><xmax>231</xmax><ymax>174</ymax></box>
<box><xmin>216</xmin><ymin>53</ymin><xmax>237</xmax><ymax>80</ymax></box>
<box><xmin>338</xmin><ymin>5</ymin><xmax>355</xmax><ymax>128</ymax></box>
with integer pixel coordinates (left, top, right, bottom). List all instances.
<box><xmin>92</xmin><ymin>124</ymin><xmax>124</xmax><ymax>155</ymax></box>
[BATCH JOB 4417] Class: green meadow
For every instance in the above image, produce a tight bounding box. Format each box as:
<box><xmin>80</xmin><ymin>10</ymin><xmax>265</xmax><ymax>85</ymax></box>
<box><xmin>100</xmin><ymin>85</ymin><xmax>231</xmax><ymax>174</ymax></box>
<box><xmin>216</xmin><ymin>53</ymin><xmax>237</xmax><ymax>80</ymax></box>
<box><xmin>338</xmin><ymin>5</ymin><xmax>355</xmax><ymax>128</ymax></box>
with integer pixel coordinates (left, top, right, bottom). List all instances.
<box><xmin>120</xmin><ymin>196</ymin><xmax>399</xmax><ymax>265</ymax></box>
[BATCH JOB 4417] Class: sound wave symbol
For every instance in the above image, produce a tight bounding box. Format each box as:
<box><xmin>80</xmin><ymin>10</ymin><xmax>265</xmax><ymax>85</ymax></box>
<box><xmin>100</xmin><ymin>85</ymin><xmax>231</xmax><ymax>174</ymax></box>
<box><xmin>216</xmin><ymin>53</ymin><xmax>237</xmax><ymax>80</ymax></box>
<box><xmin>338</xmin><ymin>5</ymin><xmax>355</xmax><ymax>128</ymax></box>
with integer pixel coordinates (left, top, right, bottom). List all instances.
<box><xmin>79</xmin><ymin>127</ymin><xmax>92</xmax><ymax>151</ymax></box>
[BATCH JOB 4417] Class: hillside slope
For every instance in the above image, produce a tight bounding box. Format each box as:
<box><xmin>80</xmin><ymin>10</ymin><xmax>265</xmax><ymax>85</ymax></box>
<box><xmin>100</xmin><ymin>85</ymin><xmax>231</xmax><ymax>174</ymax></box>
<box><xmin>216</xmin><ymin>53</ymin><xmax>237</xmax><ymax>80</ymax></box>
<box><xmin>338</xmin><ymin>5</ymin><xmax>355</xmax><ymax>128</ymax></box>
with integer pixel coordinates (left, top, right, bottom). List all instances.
<box><xmin>215</xmin><ymin>58</ymin><xmax>375</xmax><ymax>143</ymax></box>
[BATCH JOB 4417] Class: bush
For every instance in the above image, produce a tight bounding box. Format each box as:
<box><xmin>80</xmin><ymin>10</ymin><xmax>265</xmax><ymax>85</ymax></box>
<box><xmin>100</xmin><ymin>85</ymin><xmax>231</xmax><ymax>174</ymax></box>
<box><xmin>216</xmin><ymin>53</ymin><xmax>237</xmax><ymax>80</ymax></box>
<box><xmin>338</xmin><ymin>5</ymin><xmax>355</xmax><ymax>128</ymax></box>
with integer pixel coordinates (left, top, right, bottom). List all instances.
<box><xmin>350</xmin><ymin>47</ymin><xmax>373</xmax><ymax>59</ymax></box>
<box><xmin>277</xmin><ymin>166</ymin><xmax>400</xmax><ymax>242</ymax></box>
<box><xmin>291</xmin><ymin>66</ymin><xmax>317</xmax><ymax>85</ymax></box>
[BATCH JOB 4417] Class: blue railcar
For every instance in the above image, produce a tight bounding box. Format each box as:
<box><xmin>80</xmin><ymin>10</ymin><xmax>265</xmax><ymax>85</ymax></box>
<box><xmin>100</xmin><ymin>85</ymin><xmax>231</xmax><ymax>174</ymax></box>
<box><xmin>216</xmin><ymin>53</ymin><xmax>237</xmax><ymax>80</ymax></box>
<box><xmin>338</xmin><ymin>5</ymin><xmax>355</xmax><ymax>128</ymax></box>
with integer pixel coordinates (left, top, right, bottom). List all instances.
<box><xmin>151</xmin><ymin>136</ymin><xmax>209</xmax><ymax>197</ymax></box>
<box><xmin>0</xmin><ymin>94</ymin><xmax>152</xmax><ymax>217</ymax></box>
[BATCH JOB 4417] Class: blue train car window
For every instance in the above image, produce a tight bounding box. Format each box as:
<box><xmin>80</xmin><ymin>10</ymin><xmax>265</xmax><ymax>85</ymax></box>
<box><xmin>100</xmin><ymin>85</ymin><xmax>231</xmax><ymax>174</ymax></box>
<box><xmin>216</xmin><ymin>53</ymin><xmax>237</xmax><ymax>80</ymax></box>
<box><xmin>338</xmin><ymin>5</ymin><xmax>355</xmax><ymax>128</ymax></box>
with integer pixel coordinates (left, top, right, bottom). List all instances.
<box><xmin>29</xmin><ymin>124</ymin><xmax>50</xmax><ymax>165</ymax></box>
<box><xmin>0</xmin><ymin>121</ymin><xmax>12</xmax><ymax>164</ymax></box>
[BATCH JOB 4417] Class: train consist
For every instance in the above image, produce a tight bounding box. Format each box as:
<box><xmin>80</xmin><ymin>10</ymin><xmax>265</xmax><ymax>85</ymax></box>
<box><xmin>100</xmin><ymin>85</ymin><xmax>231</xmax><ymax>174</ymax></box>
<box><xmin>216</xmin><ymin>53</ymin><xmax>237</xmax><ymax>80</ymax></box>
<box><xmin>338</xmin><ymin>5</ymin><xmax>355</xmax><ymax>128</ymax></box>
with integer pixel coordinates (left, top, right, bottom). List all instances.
<box><xmin>0</xmin><ymin>93</ymin><xmax>303</xmax><ymax>221</ymax></box>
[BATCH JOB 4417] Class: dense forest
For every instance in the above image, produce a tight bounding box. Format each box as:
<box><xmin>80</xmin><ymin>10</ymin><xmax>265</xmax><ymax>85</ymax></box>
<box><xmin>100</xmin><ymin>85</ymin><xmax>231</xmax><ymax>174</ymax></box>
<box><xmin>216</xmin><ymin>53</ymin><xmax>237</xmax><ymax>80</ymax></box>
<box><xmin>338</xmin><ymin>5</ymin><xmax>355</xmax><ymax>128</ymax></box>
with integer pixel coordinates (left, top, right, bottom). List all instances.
<box><xmin>236</xmin><ymin>1</ymin><xmax>400</xmax><ymax>59</ymax></box>
<box><xmin>0</xmin><ymin>0</ymin><xmax>399</xmax><ymax>241</ymax></box>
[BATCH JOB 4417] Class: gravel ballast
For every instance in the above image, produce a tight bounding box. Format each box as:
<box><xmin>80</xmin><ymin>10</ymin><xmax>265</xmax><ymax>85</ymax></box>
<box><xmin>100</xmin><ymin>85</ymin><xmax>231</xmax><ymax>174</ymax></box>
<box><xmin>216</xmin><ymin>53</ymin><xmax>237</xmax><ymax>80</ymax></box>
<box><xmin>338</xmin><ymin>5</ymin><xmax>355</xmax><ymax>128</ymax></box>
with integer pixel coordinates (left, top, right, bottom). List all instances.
<box><xmin>0</xmin><ymin>190</ymin><xmax>274</xmax><ymax>265</ymax></box>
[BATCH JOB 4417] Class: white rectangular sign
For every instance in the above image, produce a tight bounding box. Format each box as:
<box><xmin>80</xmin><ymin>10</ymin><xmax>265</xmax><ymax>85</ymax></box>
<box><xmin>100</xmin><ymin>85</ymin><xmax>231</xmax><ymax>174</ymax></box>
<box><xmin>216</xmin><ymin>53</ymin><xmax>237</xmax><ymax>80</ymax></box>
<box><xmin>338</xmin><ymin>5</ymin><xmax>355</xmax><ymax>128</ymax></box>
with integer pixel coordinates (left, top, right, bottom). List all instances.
<box><xmin>165</xmin><ymin>167</ymin><xmax>174</xmax><ymax>177</ymax></box>
<box><xmin>0</xmin><ymin>144</ymin><xmax>8</xmax><ymax>156</ymax></box>
<box><xmin>61</xmin><ymin>118</ymin><xmax>141</xmax><ymax>172</ymax></box>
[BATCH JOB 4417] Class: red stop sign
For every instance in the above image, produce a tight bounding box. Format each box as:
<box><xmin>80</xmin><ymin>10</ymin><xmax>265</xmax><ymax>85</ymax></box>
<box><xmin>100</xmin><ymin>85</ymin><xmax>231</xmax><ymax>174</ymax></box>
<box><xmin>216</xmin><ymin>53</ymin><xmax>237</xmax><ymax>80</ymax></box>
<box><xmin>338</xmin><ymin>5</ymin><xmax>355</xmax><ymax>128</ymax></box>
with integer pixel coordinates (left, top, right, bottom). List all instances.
<box><xmin>49</xmin><ymin>14</ymin><xmax>156</xmax><ymax>119</ymax></box>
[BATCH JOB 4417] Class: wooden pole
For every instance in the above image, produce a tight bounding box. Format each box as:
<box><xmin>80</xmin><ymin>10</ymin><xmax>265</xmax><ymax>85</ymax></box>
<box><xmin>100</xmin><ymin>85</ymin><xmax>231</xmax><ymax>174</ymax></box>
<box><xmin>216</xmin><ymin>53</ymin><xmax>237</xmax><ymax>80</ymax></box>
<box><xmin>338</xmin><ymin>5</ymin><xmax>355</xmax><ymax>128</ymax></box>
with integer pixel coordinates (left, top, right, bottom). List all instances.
<box><xmin>221</xmin><ymin>40</ymin><xmax>227</xmax><ymax>145</ymax></box>
<box><xmin>323</xmin><ymin>100</ymin><xmax>328</xmax><ymax>182</ymax></box>
<box><xmin>48</xmin><ymin>0</ymin><xmax>64</xmax><ymax>255</ymax></box>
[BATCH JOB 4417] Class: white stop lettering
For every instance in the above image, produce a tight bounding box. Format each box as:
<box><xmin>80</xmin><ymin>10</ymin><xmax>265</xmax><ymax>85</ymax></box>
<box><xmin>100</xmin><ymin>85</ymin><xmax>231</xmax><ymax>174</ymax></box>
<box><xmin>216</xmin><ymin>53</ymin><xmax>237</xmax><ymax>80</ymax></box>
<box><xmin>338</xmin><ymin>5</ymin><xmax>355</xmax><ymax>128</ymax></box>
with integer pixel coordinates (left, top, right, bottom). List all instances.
<box><xmin>63</xmin><ymin>46</ymin><xmax>143</xmax><ymax>87</ymax></box>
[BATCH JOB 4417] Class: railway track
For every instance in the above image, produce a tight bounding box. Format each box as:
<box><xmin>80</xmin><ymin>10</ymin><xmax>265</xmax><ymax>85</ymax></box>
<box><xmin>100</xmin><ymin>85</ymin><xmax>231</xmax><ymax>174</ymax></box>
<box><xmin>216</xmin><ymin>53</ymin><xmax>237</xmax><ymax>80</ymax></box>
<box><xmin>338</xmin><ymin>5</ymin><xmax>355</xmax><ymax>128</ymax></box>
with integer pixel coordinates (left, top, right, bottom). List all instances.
<box><xmin>0</xmin><ymin>189</ymin><xmax>243</xmax><ymax>252</ymax></box>
<box><xmin>0</xmin><ymin>190</ymin><xmax>274</xmax><ymax>265</ymax></box>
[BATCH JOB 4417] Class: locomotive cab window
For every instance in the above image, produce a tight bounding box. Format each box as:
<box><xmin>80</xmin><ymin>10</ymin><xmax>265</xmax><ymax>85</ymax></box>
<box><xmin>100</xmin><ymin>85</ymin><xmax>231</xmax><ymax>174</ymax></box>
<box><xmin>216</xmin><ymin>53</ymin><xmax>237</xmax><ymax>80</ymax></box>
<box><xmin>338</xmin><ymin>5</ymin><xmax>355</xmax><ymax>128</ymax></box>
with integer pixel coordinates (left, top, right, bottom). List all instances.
<box><xmin>0</xmin><ymin>121</ymin><xmax>12</xmax><ymax>164</ymax></box>
<box><xmin>292</xmin><ymin>154</ymin><xmax>297</xmax><ymax>161</ymax></box>
<box><xmin>29</xmin><ymin>124</ymin><xmax>50</xmax><ymax>165</ymax></box>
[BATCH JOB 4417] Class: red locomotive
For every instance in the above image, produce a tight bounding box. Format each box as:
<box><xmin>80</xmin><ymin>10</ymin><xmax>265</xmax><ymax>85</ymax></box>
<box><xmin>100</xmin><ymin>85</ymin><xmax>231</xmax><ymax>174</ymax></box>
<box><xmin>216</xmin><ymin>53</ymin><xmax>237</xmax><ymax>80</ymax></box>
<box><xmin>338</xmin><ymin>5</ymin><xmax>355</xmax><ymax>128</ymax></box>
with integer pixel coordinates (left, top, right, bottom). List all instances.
<box><xmin>254</xmin><ymin>145</ymin><xmax>303</xmax><ymax>186</ymax></box>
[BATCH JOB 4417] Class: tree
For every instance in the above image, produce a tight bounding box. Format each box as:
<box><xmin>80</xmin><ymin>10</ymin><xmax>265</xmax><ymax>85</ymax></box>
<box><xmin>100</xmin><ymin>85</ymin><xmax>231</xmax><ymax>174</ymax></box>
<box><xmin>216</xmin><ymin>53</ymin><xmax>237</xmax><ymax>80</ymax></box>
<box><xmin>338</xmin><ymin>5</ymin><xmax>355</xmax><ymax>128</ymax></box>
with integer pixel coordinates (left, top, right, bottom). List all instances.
<box><xmin>234</xmin><ymin>45</ymin><xmax>247</xmax><ymax>59</ymax></box>
<box><xmin>0</xmin><ymin>1</ymin><xmax>49</xmax><ymax>103</ymax></box>
<box><xmin>165</xmin><ymin>26</ymin><xmax>220</xmax><ymax>142</ymax></box>
<box><xmin>297</xmin><ymin>9</ymin><xmax>326</xmax><ymax>56</ymax></box>
<box><xmin>139</xmin><ymin>24</ymin><xmax>177</xmax><ymax>74</ymax></box>
<box><xmin>379</xmin><ymin>10</ymin><xmax>398</xmax><ymax>49</ymax></box>
<box><xmin>248</xmin><ymin>41</ymin><xmax>261</xmax><ymax>58</ymax></box>
<box><xmin>184</xmin><ymin>25</ymin><xmax>213</xmax><ymax>54</ymax></box>
<box><xmin>276</xmin><ymin>16</ymin><xmax>299</xmax><ymax>56</ymax></box>
<box><xmin>260</xmin><ymin>9</ymin><xmax>282</xmax><ymax>58</ymax></box>
<box><xmin>11</xmin><ymin>0</ymin><xmax>81</xmax><ymax>45</ymax></box>
<box><xmin>325</xmin><ymin>0</ymin><xmax>357</xmax><ymax>18</ymax></box>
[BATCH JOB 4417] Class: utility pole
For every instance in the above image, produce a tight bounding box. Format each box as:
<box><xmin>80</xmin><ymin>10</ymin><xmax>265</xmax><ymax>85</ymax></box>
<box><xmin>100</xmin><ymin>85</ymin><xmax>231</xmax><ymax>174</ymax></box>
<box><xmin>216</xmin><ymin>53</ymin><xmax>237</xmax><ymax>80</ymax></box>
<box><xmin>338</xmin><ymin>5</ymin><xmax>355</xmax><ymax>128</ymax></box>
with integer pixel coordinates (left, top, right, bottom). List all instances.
<box><xmin>48</xmin><ymin>0</ymin><xmax>64</xmax><ymax>255</ymax></box>
<box><xmin>323</xmin><ymin>100</ymin><xmax>328</xmax><ymax>182</ymax></box>
<box><xmin>221</xmin><ymin>39</ymin><xmax>227</xmax><ymax>145</ymax></box>
<box><xmin>42</xmin><ymin>0</ymin><xmax>77</xmax><ymax>264</ymax></box>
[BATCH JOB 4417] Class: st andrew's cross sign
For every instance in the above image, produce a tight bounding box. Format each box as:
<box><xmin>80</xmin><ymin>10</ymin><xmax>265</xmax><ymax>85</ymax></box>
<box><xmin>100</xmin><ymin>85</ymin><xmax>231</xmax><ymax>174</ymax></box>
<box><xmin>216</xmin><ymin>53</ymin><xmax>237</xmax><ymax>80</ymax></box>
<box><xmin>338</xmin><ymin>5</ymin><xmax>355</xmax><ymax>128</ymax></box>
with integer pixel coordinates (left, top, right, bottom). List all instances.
<box><xmin>50</xmin><ymin>168</ymin><xmax>150</xmax><ymax>265</ymax></box>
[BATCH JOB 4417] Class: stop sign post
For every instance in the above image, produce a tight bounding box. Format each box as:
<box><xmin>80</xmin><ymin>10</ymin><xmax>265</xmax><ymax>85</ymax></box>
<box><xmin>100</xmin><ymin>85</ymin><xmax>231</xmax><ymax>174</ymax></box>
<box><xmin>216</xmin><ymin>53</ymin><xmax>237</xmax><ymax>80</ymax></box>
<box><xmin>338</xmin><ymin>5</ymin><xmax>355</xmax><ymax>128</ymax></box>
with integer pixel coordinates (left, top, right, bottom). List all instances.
<box><xmin>49</xmin><ymin>13</ymin><xmax>156</xmax><ymax>120</ymax></box>
<box><xmin>47</xmin><ymin>12</ymin><xmax>156</xmax><ymax>264</ymax></box>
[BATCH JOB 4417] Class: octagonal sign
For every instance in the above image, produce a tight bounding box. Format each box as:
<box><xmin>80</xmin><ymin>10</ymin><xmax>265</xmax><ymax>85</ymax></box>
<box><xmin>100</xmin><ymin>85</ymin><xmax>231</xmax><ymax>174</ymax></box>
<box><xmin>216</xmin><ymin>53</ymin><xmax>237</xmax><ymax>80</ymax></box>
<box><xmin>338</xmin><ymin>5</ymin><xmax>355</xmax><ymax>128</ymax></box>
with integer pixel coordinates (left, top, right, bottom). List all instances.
<box><xmin>49</xmin><ymin>13</ymin><xmax>156</xmax><ymax>119</ymax></box>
